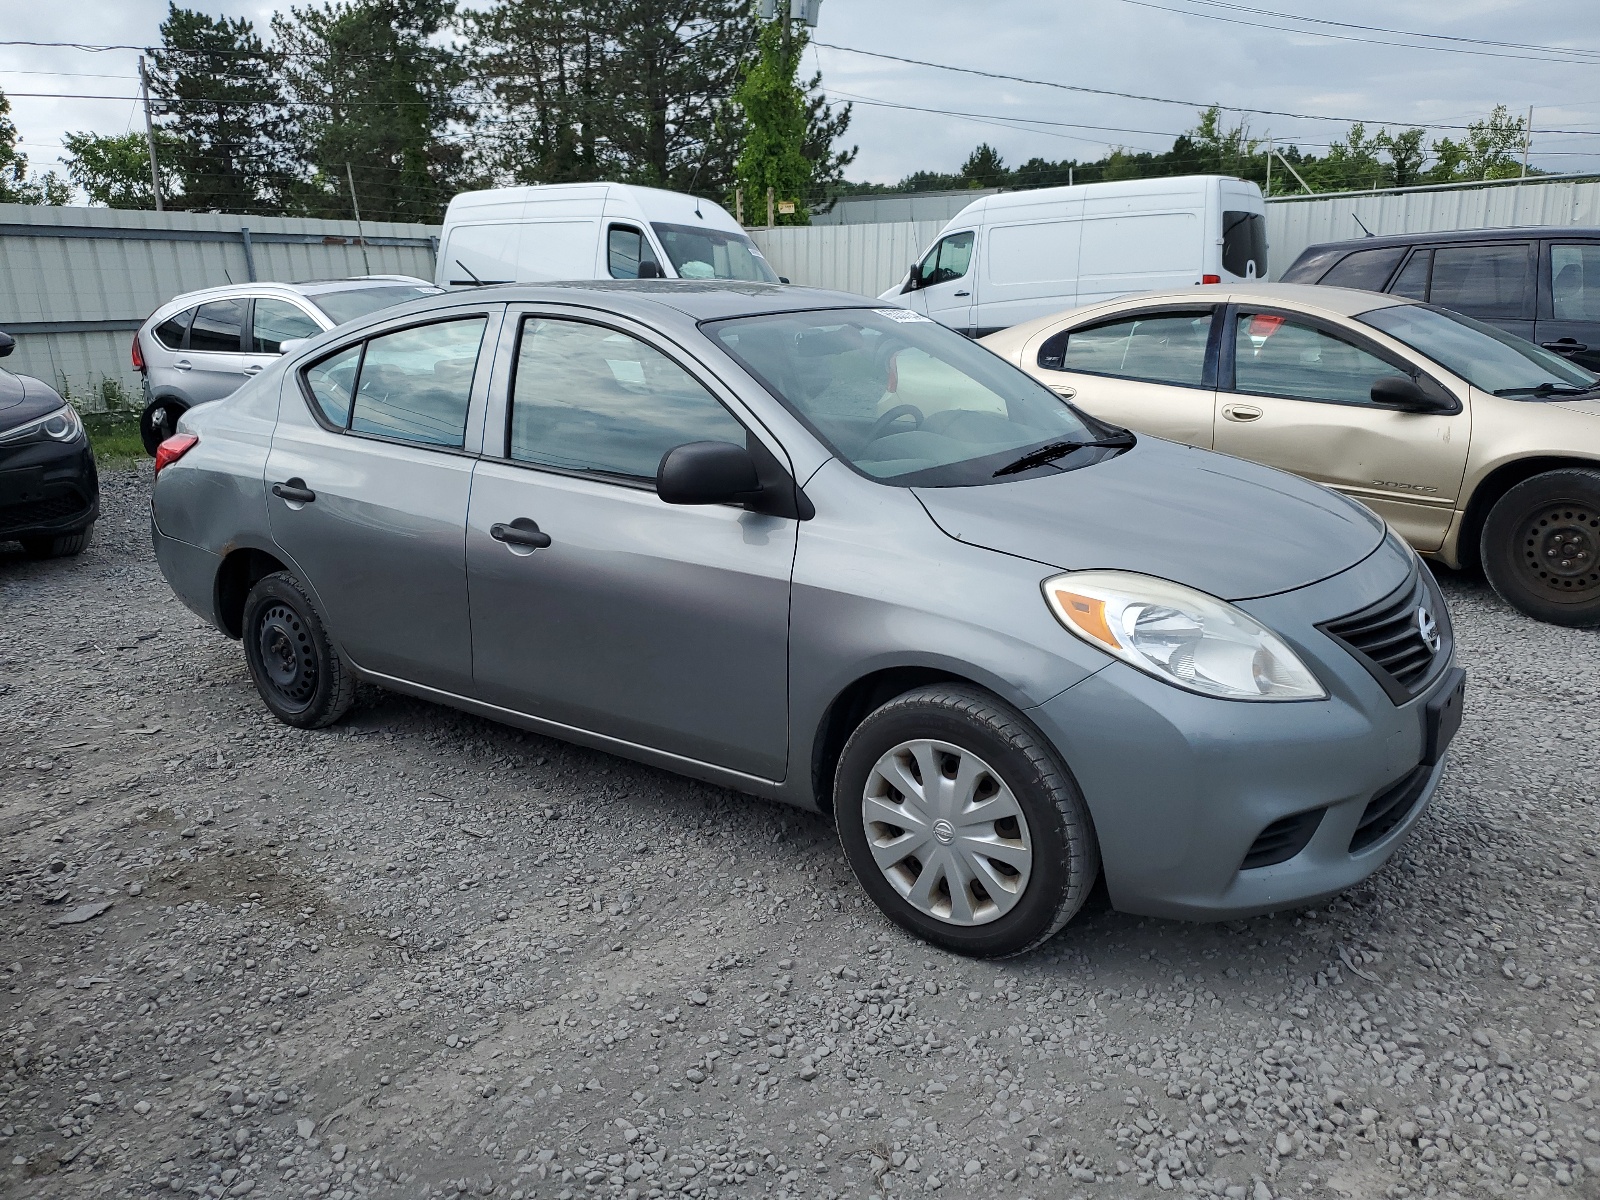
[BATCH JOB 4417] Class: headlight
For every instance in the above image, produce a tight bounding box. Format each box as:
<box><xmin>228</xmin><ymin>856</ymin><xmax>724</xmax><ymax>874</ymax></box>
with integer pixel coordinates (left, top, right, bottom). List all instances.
<box><xmin>0</xmin><ymin>404</ymin><xmax>84</xmax><ymax>445</ymax></box>
<box><xmin>1043</xmin><ymin>570</ymin><xmax>1325</xmax><ymax>701</ymax></box>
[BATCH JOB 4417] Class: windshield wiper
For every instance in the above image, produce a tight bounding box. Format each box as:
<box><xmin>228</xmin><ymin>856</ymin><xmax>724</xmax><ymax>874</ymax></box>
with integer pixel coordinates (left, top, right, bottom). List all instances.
<box><xmin>1492</xmin><ymin>380</ymin><xmax>1600</xmax><ymax>398</ymax></box>
<box><xmin>993</xmin><ymin>430</ymin><xmax>1136</xmax><ymax>477</ymax></box>
<box><xmin>449</xmin><ymin>260</ymin><xmax>514</xmax><ymax>288</ymax></box>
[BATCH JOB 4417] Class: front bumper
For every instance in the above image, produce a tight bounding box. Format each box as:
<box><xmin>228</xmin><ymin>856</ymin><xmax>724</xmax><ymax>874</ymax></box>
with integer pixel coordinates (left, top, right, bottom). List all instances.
<box><xmin>1029</xmin><ymin>548</ymin><xmax>1460</xmax><ymax>921</ymax></box>
<box><xmin>0</xmin><ymin>437</ymin><xmax>98</xmax><ymax>541</ymax></box>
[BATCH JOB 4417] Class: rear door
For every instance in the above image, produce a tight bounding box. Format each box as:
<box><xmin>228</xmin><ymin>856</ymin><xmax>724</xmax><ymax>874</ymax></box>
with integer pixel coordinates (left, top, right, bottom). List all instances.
<box><xmin>1423</xmin><ymin>241</ymin><xmax>1536</xmax><ymax>340</ymax></box>
<box><xmin>1028</xmin><ymin>306</ymin><xmax>1219</xmax><ymax>448</ymax></box>
<box><xmin>1212</xmin><ymin>306</ymin><xmax>1470</xmax><ymax>551</ymax></box>
<box><xmin>246</xmin><ymin>297</ymin><xmax>325</xmax><ymax>377</ymax></box>
<box><xmin>1537</xmin><ymin>240</ymin><xmax>1600</xmax><ymax>372</ymax></box>
<box><xmin>183</xmin><ymin>298</ymin><xmax>253</xmax><ymax>402</ymax></box>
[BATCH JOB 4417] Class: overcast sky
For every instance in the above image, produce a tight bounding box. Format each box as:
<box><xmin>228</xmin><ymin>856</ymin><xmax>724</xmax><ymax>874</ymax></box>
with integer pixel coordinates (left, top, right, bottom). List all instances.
<box><xmin>4</xmin><ymin>0</ymin><xmax>1598</xmax><ymax>196</ymax></box>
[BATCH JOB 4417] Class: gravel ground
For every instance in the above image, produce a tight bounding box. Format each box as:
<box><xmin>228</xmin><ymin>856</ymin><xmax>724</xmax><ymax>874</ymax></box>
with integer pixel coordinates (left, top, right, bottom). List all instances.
<box><xmin>3</xmin><ymin>465</ymin><xmax>1599</xmax><ymax>1200</ymax></box>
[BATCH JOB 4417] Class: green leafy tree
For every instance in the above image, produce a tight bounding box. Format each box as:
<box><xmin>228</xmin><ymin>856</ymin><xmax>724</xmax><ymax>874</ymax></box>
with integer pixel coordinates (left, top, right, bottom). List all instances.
<box><xmin>0</xmin><ymin>89</ymin><xmax>69</xmax><ymax>205</ymax></box>
<box><xmin>1429</xmin><ymin>105</ymin><xmax>1529</xmax><ymax>182</ymax></box>
<box><xmin>149</xmin><ymin>5</ymin><xmax>294</xmax><ymax>213</ymax></box>
<box><xmin>274</xmin><ymin>0</ymin><xmax>469</xmax><ymax>223</ymax></box>
<box><xmin>1377</xmin><ymin>128</ymin><xmax>1428</xmax><ymax>189</ymax></box>
<box><xmin>62</xmin><ymin>130</ymin><xmax>181</xmax><ymax>208</ymax></box>
<box><xmin>731</xmin><ymin>19</ymin><xmax>811</xmax><ymax>223</ymax></box>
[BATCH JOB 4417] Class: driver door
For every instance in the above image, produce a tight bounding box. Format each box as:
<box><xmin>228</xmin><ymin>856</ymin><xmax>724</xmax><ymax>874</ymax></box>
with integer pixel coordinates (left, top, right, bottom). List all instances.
<box><xmin>913</xmin><ymin>230</ymin><xmax>977</xmax><ymax>333</ymax></box>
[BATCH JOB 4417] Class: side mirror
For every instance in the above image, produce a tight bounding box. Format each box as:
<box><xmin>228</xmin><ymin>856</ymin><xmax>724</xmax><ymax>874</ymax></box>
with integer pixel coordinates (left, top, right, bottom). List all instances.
<box><xmin>0</xmin><ymin>330</ymin><xmax>14</xmax><ymax>358</ymax></box>
<box><xmin>657</xmin><ymin>440</ymin><xmax>761</xmax><ymax>506</ymax></box>
<box><xmin>277</xmin><ymin>338</ymin><xmax>309</xmax><ymax>356</ymax></box>
<box><xmin>1371</xmin><ymin>374</ymin><xmax>1455</xmax><ymax>413</ymax></box>
<box><xmin>901</xmin><ymin>263</ymin><xmax>922</xmax><ymax>294</ymax></box>
<box><xmin>638</xmin><ymin>260</ymin><xmax>666</xmax><ymax>279</ymax></box>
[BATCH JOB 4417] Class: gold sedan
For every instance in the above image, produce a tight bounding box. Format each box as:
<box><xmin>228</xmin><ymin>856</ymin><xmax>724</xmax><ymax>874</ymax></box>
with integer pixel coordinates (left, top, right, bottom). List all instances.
<box><xmin>981</xmin><ymin>282</ymin><xmax>1600</xmax><ymax>626</ymax></box>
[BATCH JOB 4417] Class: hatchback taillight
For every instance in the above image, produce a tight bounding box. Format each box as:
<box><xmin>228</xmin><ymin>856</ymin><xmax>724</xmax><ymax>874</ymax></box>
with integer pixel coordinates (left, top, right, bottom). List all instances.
<box><xmin>131</xmin><ymin>331</ymin><xmax>145</xmax><ymax>373</ymax></box>
<box><xmin>153</xmin><ymin>433</ymin><xmax>198</xmax><ymax>477</ymax></box>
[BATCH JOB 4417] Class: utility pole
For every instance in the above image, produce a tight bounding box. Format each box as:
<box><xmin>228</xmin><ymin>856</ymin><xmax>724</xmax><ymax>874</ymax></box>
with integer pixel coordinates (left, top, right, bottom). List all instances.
<box><xmin>138</xmin><ymin>55</ymin><xmax>163</xmax><ymax>212</ymax></box>
<box><xmin>345</xmin><ymin>162</ymin><xmax>373</xmax><ymax>275</ymax></box>
<box><xmin>1265</xmin><ymin>134</ymin><xmax>1272</xmax><ymax>198</ymax></box>
<box><xmin>1521</xmin><ymin>105</ymin><xmax>1534</xmax><ymax>178</ymax></box>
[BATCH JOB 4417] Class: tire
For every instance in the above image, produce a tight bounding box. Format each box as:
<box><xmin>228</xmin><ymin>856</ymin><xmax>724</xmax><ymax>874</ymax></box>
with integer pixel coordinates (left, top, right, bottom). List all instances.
<box><xmin>834</xmin><ymin>685</ymin><xmax>1099</xmax><ymax>958</ymax></box>
<box><xmin>241</xmin><ymin>571</ymin><xmax>356</xmax><ymax>729</ymax></box>
<box><xmin>1480</xmin><ymin>468</ymin><xmax>1600</xmax><ymax>627</ymax></box>
<box><xmin>20</xmin><ymin>525</ymin><xmax>92</xmax><ymax>559</ymax></box>
<box><xmin>139</xmin><ymin>399</ymin><xmax>186</xmax><ymax>456</ymax></box>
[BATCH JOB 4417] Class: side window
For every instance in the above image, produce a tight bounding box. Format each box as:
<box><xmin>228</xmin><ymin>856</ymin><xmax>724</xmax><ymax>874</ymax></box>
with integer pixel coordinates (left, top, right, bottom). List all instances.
<box><xmin>1388</xmin><ymin>249</ymin><xmax>1431</xmax><ymax>300</ymax></box>
<box><xmin>1319</xmin><ymin>246</ymin><xmax>1406</xmax><ymax>291</ymax></box>
<box><xmin>251</xmin><ymin>298</ymin><xmax>322</xmax><ymax>354</ymax></box>
<box><xmin>153</xmin><ymin>307</ymin><xmax>193</xmax><ymax>350</ymax></box>
<box><xmin>1233</xmin><ymin>313</ymin><xmax>1398</xmax><ymax>405</ymax></box>
<box><xmin>349</xmin><ymin>318</ymin><xmax>487</xmax><ymax>447</ymax></box>
<box><xmin>1038</xmin><ymin>312</ymin><xmax>1213</xmax><ymax>388</ymax></box>
<box><xmin>1428</xmin><ymin>244</ymin><xmax>1531</xmax><ymax>320</ymax></box>
<box><xmin>607</xmin><ymin>225</ymin><xmax>660</xmax><ymax>279</ymax></box>
<box><xmin>188</xmin><ymin>299</ymin><xmax>247</xmax><ymax>353</ymax></box>
<box><xmin>1551</xmin><ymin>243</ymin><xmax>1600</xmax><ymax>321</ymax></box>
<box><xmin>918</xmin><ymin>231</ymin><xmax>975</xmax><ymax>286</ymax></box>
<box><xmin>510</xmin><ymin>318</ymin><xmax>746</xmax><ymax>480</ymax></box>
<box><xmin>304</xmin><ymin>345</ymin><xmax>361</xmax><ymax>428</ymax></box>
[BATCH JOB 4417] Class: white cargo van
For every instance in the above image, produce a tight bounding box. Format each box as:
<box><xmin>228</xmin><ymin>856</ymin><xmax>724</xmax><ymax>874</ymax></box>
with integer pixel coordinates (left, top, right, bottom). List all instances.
<box><xmin>436</xmin><ymin>182</ymin><xmax>780</xmax><ymax>288</ymax></box>
<box><xmin>880</xmin><ymin>175</ymin><xmax>1267</xmax><ymax>335</ymax></box>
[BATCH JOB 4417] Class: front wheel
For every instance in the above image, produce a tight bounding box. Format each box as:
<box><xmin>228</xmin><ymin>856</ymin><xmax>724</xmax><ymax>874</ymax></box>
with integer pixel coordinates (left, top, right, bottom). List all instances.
<box><xmin>139</xmin><ymin>400</ymin><xmax>187</xmax><ymax>456</ymax></box>
<box><xmin>241</xmin><ymin>571</ymin><xmax>356</xmax><ymax>729</ymax></box>
<box><xmin>834</xmin><ymin>685</ymin><xmax>1099</xmax><ymax>958</ymax></box>
<box><xmin>1481</xmin><ymin>468</ymin><xmax>1600</xmax><ymax>627</ymax></box>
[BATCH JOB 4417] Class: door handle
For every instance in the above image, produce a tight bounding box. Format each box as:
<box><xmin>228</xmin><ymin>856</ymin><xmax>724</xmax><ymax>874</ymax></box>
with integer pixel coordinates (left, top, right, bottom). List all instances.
<box><xmin>953</xmin><ymin>290</ymin><xmax>971</xmax><ymax>297</ymax></box>
<box><xmin>1222</xmin><ymin>403</ymin><xmax>1263</xmax><ymax>422</ymax></box>
<box><xmin>490</xmin><ymin>518</ymin><xmax>552</xmax><ymax>550</ymax></box>
<box><xmin>244</xmin><ymin>363</ymin><xmax>265</xmax><ymax>375</ymax></box>
<box><xmin>1541</xmin><ymin>339</ymin><xmax>1589</xmax><ymax>354</ymax></box>
<box><xmin>271</xmin><ymin>479</ymin><xmax>316</xmax><ymax>504</ymax></box>
<box><xmin>173</xmin><ymin>359</ymin><xmax>192</xmax><ymax>371</ymax></box>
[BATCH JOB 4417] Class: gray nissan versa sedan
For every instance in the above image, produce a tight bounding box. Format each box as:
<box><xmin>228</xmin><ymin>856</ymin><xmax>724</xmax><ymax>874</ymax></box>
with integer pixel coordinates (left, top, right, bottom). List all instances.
<box><xmin>149</xmin><ymin>282</ymin><xmax>1465</xmax><ymax>957</ymax></box>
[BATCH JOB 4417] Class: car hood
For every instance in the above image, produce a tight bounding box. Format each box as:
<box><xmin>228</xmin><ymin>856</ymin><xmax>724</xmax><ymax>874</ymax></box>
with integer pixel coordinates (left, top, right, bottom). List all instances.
<box><xmin>912</xmin><ymin>438</ymin><xmax>1386</xmax><ymax>601</ymax></box>
<box><xmin>0</xmin><ymin>368</ymin><xmax>65</xmax><ymax>428</ymax></box>
<box><xmin>0</xmin><ymin>367</ymin><xmax>27</xmax><ymax>414</ymax></box>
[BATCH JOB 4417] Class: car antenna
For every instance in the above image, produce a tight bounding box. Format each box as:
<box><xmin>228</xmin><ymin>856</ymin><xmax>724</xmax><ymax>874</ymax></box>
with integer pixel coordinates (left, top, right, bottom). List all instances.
<box><xmin>223</xmin><ymin>267</ymin><xmax>234</xmax><ymax>284</ymax></box>
<box><xmin>1352</xmin><ymin>213</ymin><xmax>1375</xmax><ymax>238</ymax></box>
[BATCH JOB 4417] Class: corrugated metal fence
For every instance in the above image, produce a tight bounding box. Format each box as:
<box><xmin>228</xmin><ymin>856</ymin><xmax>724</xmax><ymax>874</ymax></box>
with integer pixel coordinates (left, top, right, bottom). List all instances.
<box><xmin>750</xmin><ymin>176</ymin><xmax>1600</xmax><ymax>298</ymax></box>
<box><xmin>0</xmin><ymin>205</ymin><xmax>439</xmax><ymax>409</ymax></box>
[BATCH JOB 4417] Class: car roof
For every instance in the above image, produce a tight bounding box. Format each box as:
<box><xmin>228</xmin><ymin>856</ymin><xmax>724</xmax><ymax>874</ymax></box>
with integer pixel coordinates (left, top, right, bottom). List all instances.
<box><xmin>1294</xmin><ymin>226</ymin><xmax>1600</xmax><ymax>259</ymax></box>
<box><xmin>414</xmin><ymin>280</ymin><xmax>884</xmax><ymax>323</ymax></box>
<box><xmin>158</xmin><ymin>277</ymin><xmax>436</xmax><ymax>308</ymax></box>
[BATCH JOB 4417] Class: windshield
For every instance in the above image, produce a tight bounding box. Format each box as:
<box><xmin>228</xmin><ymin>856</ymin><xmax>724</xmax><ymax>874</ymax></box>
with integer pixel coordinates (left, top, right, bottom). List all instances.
<box><xmin>707</xmin><ymin>308</ymin><xmax>1109</xmax><ymax>486</ymax></box>
<box><xmin>651</xmin><ymin>222</ymin><xmax>778</xmax><ymax>283</ymax></box>
<box><xmin>311</xmin><ymin>285</ymin><xmax>441</xmax><ymax>325</ymax></box>
<box><xmin>1358</xmin><ymin>303</ymin><xmax>1599</xmax><ymax>397</ymax></box>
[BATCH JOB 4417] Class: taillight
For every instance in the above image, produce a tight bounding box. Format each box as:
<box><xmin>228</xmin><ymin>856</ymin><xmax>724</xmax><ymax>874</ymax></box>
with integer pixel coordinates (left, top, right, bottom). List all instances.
<box><xmin>1201</xmin><ymin>274</ymin><xmax>1221</xmax><ymax>285</ymax></box>
<box><xmin>131</xmin><ymin>331</ymin><xmax>145</xmax><ymax>373</ymax></box>
<box><xmin>153</xmin><ymin>433</ymin><xmax>198</xmax><ymax>477</ymax></box>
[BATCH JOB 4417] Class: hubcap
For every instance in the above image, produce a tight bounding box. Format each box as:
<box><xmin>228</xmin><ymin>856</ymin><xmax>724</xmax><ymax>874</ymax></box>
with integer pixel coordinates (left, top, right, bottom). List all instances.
<box><xmin>1517</xmin><ymin>503</ymin><xmax>1600</xmax><ymax>597</ymax></box>
<box><xmin>861</xmin><ymin>739</ymin><xmax>1032</xmax><ymax>926</ymax></box>
<box><xmin>255</xmin><ymin>603</ymin><xmax>317</xmax><ymax>709</ymax></box>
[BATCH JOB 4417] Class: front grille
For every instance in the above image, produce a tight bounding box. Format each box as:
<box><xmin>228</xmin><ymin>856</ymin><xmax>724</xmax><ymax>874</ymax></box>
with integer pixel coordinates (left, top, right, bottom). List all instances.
<box><xmin>1319</xmin><ymin>566</ymin><xmax>1449</xmax><ymax>703</ymax></box>
<box><xmin>1241</xmin><ymin>807</ymin><xmax>1324</xmax><ymax>870</ymax></box>
<box><xmin>1349</xmin><ymin>765</ymin><xmax>1431</xmax><ymax>853</ymax></box>
<box><xmin>0</xmin><ymin>490</ymin><xmax>90</xmax><ymax>530</ymax></box>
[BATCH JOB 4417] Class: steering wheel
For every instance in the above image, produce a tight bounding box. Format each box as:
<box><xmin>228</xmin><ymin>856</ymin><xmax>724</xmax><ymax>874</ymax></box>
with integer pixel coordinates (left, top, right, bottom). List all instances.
<box><xmin>867</xmin><ymin>404</ymin><xmax>925</xmax><ymax>441</ymax></box>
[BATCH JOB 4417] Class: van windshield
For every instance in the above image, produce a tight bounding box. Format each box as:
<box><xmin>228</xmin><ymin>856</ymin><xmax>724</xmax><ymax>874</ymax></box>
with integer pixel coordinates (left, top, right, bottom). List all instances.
<box><xmin>652</xmin><ymin>222</ymin><xmax>778</xmax><ymax>283</ymax></box>
<box><xmin>707</xmin><ymin>307</ymin><xmax>1115</xmax><ymax>487</ymax></box>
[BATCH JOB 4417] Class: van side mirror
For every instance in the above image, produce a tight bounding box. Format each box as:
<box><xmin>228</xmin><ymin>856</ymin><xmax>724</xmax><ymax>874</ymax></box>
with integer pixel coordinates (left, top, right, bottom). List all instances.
<box><xmin>0</xmin><ymin>330</ymin><xmax>13</xmax><ymax>358</ymax></box>
<box><xmin>638</xmin><ymin>260</ymin><xmax>665</xmax><ymax>279</ymax></box>
<box><xmin>1371</xmin><ymin>374</ymin><xmax>1455</xmax><ymax>413</ymax></box>
<box><xmin>657</xmin><ymin>441</ymin><xmax>761</xmax><ymax>506</ymax></box>
<box><xmin>902</xmin><ymin>263</ymin><xmax>922</xmax><ymax>294</ymax></box>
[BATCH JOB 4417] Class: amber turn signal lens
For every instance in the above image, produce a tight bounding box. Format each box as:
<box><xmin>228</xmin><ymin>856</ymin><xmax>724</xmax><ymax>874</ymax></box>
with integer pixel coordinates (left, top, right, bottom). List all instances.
<box><xmin>1051</xmin><ymin>588</ymin><xmax>1121</xmax><ymax>650</ymax></box>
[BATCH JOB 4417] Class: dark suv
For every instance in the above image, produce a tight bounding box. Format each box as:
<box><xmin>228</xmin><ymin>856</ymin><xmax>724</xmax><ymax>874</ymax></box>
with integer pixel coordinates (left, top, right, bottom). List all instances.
<box><xmin>1281</xmin><ymin>227</ymin><xmax>1600</xmax><ymax>372</ymax></box>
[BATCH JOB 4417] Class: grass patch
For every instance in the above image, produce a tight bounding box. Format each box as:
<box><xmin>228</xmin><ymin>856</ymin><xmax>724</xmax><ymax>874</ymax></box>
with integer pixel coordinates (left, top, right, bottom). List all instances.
<box><xmin>83</xmin><ymin>411</ymin><xmax>147</xmax><ymax>465</ymax></box>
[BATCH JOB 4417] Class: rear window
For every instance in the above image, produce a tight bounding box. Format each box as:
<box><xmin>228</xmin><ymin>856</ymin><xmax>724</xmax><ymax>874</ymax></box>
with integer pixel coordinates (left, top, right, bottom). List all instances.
<box><xmin>310</xmin><ymin>285</ymin><xmax>440</xmax><ymax>326</ymax></box>
<box><xmin>1221</xmin><ymin>211</ymin><xmax>1267</xmax><ymax>278</ymax></box>
<box><xmin>1319</xmin><ymin>246</ymin><xmax>1406</xmax><ymax>292</ymax></box>
<box><xmin>153</xmin><ymin>307</ymin><xmax>193</xmax><ymax>350</ymax></box>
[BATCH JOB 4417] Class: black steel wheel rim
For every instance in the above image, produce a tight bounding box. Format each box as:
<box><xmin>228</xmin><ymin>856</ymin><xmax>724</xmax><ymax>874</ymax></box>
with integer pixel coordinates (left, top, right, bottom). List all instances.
<box><xmin>255</xmin><ymin>602</ymin><xmax>317</xmax><ymax>710</ymax></box>
<box><xmin>1515</xmin><ymin>501</ymin><xmax>1600</xmax><ymax>600</ymax></box>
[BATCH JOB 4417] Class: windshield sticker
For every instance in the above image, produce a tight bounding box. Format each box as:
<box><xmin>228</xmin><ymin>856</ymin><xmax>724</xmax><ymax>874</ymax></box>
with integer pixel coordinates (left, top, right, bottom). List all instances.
<box><xmin>874</xmin><ymin>307</ymin><xmax>933</xmax><ymax>323</ymax></box>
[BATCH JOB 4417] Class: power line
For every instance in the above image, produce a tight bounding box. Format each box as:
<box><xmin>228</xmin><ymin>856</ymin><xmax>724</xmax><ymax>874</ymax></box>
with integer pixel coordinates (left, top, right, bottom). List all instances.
<box><xmin>810</xmin><ymin>41</ymin><xmax>1600</xmax><ymax>136</ymax></box>
<box><xmin>1114</xmin><ymin>0</ymin><xmax>1600</xmax><ymax>66</ymax></box>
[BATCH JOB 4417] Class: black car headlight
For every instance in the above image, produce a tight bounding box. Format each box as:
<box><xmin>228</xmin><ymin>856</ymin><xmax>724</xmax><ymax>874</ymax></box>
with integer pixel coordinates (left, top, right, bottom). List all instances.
<box><xmin>0</xmin><ymin>404</ymin><xmax>84</xmax><ymax>445</ymax></box>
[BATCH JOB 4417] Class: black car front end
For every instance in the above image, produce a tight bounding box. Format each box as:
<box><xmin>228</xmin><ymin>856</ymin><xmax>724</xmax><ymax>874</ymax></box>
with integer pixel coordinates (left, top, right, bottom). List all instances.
<box><xmin>0</xmin><ymin>370</ymin><xmax>99</xmax><ymax>551</ymax></box>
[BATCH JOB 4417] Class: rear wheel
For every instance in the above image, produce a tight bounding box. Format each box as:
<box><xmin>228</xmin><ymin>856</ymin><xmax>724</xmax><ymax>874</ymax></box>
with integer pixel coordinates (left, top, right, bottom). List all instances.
<box><xmin>19</xmin><ymin>525</ymin><xmax>92</xmax><ymax>559</ymax></box>
<box><xmin>140</xmin><ymin>400</ymin><xmax>186</xmax><ymax>456</ymax></box>
<box><xmin>241</xmin><ymin>571</ymin><xmax>356</xmax><ymax>728</ymax></box>
<box><xmin>834</xmin><ymin>685</ymin><xmax>1099</xmax><ymax>958</ymax></box>
<box><xmin>1481</xmin><ymin>468</ymin><xmax>1600</xmax><ymax>627</ymax></box>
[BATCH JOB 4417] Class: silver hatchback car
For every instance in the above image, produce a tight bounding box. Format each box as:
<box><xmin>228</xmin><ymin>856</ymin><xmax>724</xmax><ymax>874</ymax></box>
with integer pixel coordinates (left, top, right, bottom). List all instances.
<box><xmin>133</xmin><ymin>276</ymin><xmax>441</xmax><ymax>454</ymax></box>
<box><xmin>150</xmin><ymin>283</ymin><xmax>1465</xmax><ymax>957</ymax></box>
